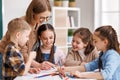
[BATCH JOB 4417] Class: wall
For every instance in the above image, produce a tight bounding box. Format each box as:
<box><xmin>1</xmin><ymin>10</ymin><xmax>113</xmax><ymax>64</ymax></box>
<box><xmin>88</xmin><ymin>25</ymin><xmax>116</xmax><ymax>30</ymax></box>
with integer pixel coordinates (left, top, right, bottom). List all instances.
<box><xmin>0</xmin><ymin>0</ymin><xmax>2</xmax><ymax>39</ymax></box>
<box><xmin>76</xmin><ymin>0</ymin><xmax>94</xmax><ymax>32</ymax></box>
<box><xmin>2</xmin><ymin>0</ymin><xmax>32</xmax><ymax>36</ymax></box>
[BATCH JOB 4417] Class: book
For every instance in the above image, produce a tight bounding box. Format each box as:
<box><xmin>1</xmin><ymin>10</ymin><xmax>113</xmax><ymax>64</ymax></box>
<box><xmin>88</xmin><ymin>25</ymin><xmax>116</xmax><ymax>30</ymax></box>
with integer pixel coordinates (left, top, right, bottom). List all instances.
<box><xmin>69</xmin><ymin>16</ymin><xmax>75</xmax><ymax>27</ymax></box>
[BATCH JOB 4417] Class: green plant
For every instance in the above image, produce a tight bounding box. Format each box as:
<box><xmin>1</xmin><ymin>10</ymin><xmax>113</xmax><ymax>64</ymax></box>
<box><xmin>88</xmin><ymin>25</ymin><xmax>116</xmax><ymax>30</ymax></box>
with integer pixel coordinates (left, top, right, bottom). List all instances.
<box><xmin>68</xmin><ymin>29</ymin><xmax>73</xmax><ymax>36</ymax></box>
<box><xmin>69</xmin><ymin>0</ymin><xmax>75</xmax><ymax>2</ymax></box>
<box><xmin>54</xmin><ymin>0</ymin><xmax>62</xmax><ymax>1</ymax></box>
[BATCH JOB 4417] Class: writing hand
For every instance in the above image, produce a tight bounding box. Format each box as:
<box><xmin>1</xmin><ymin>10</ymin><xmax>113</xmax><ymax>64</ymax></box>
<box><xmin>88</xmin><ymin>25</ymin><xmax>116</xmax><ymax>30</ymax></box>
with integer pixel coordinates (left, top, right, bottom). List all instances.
<box><xmin>29</xmin><ymin>68</ymin><xmax>41</xmax><ymax>74</ymax></box>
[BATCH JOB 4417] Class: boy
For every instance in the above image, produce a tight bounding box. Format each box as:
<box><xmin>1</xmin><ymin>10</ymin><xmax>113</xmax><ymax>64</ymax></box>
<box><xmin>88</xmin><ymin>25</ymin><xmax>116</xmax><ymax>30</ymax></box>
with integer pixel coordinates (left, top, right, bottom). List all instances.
<box><xmin>2</xmin><ymin>18</ymin><xmax>36</xmax><ymax>80</ymax></box>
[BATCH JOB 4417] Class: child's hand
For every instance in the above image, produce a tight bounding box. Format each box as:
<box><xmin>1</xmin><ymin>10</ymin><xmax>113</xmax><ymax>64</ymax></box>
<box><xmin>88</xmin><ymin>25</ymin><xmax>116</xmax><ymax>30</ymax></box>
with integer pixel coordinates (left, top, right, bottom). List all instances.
<box><xmin>70</xmin><ymin>71</ymin><xmax>81</xmax><ymax>78</ymax></box>
<box><xmin>29</xmin><ymin>51</ymin><xmax>36</xmax><ymax>60</ymax></box>
<box><xmin>29</xmin><ymin>68</ymin><xmax>41</xmax><ymax>74</ymax></box>
<box><xmin>58</xmin><ymin>66</ymin><xmax>66</xmax><ymax>77</ymax></box>
<box><xmin>41</xmin><ymin>61</ymin><xmax>55</xmax><ymax>70</ymax></box>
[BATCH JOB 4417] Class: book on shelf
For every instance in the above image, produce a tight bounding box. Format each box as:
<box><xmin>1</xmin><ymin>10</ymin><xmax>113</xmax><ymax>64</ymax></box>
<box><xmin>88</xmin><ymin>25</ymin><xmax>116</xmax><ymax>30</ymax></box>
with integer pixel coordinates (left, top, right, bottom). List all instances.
<box><xmin>69</xmin><ymin>16</ymin><xmax>75</xmax><ymax>27</ymax></box>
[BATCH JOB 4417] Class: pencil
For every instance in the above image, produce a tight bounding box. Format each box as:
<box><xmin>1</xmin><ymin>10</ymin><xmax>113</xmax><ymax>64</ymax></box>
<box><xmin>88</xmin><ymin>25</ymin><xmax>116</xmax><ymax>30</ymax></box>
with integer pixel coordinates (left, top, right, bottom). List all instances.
<box><xmin>58</xmin><ymin>73</ymin><xmax>63</xmax><ymax>79</ymax></box>
<box><xmin>34</xmin><ymin>72</ymin><xmax>59</xmax><ymax>78</ymax></box>
<box><xmin>34</xmin><ymin>74</ymin><xmax>50</xmax><ymax>78</ymax></box>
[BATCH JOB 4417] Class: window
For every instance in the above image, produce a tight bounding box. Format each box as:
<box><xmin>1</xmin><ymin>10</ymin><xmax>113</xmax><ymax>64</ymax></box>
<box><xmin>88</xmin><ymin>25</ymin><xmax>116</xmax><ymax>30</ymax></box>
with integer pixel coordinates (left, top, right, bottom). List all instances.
<box><xmin>94</xmin><ymin>0</ymin><xmax>120</xmax><ymax>41</ymax></box>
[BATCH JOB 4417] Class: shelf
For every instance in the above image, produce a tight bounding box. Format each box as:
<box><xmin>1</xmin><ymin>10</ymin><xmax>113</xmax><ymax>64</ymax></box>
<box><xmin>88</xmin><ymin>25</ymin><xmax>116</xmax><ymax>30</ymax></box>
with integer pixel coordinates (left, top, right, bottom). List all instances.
<box><xmin>52</xmin><ymin>7</ymin><xmax>80</xmax><ymax>11</ymax></box>
<box><xmin>52</xmin><ymin>7</ymin><xmax>80</xmax><ymax>54</ymax></box>
<box><xmin>54</xmin><ymin>27</ymin><xmax>78</xmax><ymax>29</ymax></box>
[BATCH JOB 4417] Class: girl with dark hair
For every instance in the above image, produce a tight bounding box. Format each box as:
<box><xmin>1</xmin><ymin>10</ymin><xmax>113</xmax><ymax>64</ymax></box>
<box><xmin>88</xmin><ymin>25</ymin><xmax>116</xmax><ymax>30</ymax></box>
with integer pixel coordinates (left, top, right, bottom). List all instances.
<box><xmin>59</xmin><ymin>25</ymin><xmax>120</xmax><ymax>80</ymax></box>
<box><xmin>34</xmin><ymin>23</ymin><xmax>66</xmax><ymax>70</ymax></box>
<box><xmin>64</xmin><ymin>27</ymin><xmax>99</xmax><ymax>66</ymax></box>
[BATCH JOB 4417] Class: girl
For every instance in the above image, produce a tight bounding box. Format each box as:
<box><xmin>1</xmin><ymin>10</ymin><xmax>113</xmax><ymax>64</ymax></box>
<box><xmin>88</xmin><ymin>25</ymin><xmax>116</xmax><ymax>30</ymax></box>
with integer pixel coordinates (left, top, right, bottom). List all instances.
<box><xmin>35</xmin><ymin>23</ymin><xmax>66</xmax><ymax>67</ymax></box>
<box><xmin>60</xmin><ymin>25</ymin><xmax>120</xmax><ymax>80</ymax></box>
<box><xmin>64</xmin><ymin>27</ymin><xmax>99</xmax><ymax>66</ymax></box>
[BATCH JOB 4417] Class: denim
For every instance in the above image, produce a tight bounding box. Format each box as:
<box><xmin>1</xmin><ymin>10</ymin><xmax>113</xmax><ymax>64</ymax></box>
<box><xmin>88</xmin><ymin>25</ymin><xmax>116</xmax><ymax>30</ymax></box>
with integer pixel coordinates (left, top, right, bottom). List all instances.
<box><xmin>85</xmin><ymin>49</ymin><xmax>120</xmax><ymax>80</ymax></box>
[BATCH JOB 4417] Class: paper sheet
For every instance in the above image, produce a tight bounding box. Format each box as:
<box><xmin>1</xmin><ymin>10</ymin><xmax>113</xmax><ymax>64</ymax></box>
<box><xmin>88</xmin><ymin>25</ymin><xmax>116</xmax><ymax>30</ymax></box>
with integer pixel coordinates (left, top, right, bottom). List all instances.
<box><xmin>14</xmin><ymin>68</ymin><xmax>58</xmax><ymax>80</ymax></box>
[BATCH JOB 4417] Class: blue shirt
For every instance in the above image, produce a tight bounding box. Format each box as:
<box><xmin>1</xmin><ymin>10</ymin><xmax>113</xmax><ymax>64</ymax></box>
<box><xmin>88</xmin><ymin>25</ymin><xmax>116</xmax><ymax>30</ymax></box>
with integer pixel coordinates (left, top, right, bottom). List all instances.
<box><xmin>42</xmin><ymin>53</ymin><xmax>55</xmax><ymax>64</ymax></box>
<box><xmin>85</xmin><ymin>49</ymin><xmax>120</xmax><ymax>80</ymax></box>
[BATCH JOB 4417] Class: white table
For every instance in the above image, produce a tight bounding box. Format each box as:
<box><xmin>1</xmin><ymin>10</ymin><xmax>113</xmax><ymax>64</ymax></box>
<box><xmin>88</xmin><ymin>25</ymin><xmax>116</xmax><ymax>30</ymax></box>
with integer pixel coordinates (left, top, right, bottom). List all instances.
<box><xmin>14</xmin><ymin>69</ymin><xmax>96</xmax><ymax>80</ymax></box>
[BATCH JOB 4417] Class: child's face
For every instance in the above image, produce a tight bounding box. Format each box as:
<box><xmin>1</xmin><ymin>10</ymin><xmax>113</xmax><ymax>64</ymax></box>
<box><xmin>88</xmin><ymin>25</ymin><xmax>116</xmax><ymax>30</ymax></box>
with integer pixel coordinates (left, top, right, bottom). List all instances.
<box><xmin>18</xmin><ymin>30</ymin><xmax>31</xmax><ymax>47</ymax></box>
<box><xmin>34</xmin><ymin>10</ymin><xmax>51</xmax><ymax>25</ymax></box>
<box><xmin>93</xmin><ymin>34</ymin><xmax>107</xmax><ymax>52</ymax></box>
<box><xmin>39</xmin><ymin>30</ymin><xmax>54</xmax><ymax>49</ymax></box>
<box><xmin>72</xmin><ymin>35</ymin><xmax>87</xmax><ymax>51</ymax></box>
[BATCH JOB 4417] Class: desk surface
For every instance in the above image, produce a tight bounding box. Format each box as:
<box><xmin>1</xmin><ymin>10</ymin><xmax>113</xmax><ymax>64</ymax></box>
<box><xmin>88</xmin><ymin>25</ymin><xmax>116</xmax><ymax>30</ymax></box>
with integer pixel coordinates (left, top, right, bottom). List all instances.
<box><xmin>14</xmin><ymin>76</ymin><xmax>96</xmax><ymax>80</ymax></box>
<box><xmin>14</xmin><ymin>69</ymin><xmax>96</xmax><ymax>80</ymax></box>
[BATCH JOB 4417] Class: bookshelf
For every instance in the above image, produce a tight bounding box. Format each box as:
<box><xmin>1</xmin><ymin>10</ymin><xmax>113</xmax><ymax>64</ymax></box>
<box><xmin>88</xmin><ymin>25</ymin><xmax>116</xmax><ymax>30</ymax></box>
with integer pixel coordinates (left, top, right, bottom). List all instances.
<box><xmin>52</xmin><ymin>7</ymin><xmax>80</xmax><ymax>54</ymax></box>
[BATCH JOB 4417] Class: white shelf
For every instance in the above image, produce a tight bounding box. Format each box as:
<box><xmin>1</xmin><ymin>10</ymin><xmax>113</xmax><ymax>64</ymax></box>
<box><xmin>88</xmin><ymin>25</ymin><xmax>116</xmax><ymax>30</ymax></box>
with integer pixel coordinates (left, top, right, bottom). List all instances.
<box><xmin>52</xmin><ymin>7</ymin><xmax>80</xmax><ymax>11</ymax></box>
<box><xmin>52</xmin><ymin>7</ymin><xmax>80</xmax><ymax>54</ymax></box>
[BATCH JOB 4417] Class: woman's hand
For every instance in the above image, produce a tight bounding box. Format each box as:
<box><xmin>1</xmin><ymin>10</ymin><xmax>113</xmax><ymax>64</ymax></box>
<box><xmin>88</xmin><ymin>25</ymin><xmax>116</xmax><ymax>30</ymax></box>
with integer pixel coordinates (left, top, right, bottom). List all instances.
<box><xmin>29</xmin><ymin>51</ymin><xmax>36</xmax><ymax>60</ymax></box>
<box><xmin>29</xmin><ymin>68</ymin><xmax>41</xmax><ymax>74</ymax></box>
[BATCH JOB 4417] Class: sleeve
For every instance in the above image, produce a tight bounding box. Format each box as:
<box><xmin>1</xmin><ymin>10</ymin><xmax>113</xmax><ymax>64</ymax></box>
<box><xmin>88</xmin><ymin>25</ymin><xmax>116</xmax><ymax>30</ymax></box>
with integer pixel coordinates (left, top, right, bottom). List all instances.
<box><xmin>85</xmin><ymin>58</ymin><xmax>99</xmax><ymax>71</ymax></box>
<box><xmin>8</xmin><ymin>50</ymin><xmax>25</xmax><ymax>75</ymax></box>
<box><xmin>100</xmin><ymin>51</ymin><xmax>120</xmax><ymax>80</ymax></box>
<box><xmin>64</xmin><ymin>51</ymin><xmax>81</xmax><ymax>66</ymax></box>
<box><xmin>20</xmin><ymin>44</ymin><xmax>29</xmax><ymax>63</ymax></box>
<box><xmin>54</xmin><ymin>48</ymin><xmax>66</xmax><ymax>65</ymax></box>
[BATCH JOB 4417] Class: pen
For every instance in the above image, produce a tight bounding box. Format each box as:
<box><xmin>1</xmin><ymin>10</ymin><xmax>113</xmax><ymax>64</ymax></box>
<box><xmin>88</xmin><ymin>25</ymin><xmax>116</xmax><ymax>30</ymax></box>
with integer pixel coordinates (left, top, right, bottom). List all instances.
<box><xmin>58</xmin><ymin>59</ymin><xmax>62</xmax><ymax>67</ymax></box>
<box><xmin>34</xmin><ymin>72</ymin><xmax>59</xmax><ymax>78</ymax></box>
<box><xmin>34</xmin><ymin>74</ymin><xmax>50</xmax><ymax>78</ymax></box>
<box><xmin>58</xmin><ymin>73</ymin><xmax>63</xmax><ymax>79</ymax></box>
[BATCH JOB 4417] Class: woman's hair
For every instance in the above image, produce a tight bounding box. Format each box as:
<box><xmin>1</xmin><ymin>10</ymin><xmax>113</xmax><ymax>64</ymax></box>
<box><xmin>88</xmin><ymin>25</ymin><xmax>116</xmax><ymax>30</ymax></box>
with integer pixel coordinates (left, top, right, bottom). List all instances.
<box><xmin>36</xmin><ymin>23</ymin><xmax>56</xmax><ymax>63</ymax></box>
<box><xmin>26</xmin><ymin>0</ymin><xmax>51</xmax><ymax>25</ymax></box>
<box><xmin>73</xmin><ymin>27</ymin><xmax>95</xmax><ymax>55</ymax></box>
<box><xmin>94</xmin><ymin>25</ymin><xmax>120</xmax><ymax>53</ymax></box>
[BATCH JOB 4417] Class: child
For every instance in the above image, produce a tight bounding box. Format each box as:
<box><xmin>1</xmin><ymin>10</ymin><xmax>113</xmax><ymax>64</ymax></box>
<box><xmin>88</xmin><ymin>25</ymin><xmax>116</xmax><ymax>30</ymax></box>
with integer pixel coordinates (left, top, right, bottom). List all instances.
<box><xmin>2</xmin><ymin>18</ymin><xmax>36</xmax><ymax>80</ymax></box>
<box><xmin>60</xmin><ymin>25</ymin><xmax>120</xmax><ymax>80</ymax></box>
<box><xmin>64</xmin><ymin>27</ymin><xmax>99</xmax><ymax>66</ymax></box>
<box><xmin>34</xmin><ymin>23</ymin><xmax>66</xmax><ymax>69</ymax></box>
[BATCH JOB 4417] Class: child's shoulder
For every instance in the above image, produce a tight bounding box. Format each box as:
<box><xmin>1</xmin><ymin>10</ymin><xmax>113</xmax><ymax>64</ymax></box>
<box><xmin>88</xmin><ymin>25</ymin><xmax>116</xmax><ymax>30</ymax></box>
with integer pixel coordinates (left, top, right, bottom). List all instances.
<box><xmin>106</xmin><ymin>49</ymin><xmax>119</xmax><ymax>55</ymax></box>
<box><xmin>55</xmin><ymin>47</ymin><xmax>65</xmax><ymax>54</ymax></box>
<box><xmin>5</xmin><ymin>42</ymin><xmax>20</xmax><ymax>53</ymax></box>
<box><xmin>103</xmin><ymin>49</ymin><xmax>120</xmax><ymax>60</ymax></box>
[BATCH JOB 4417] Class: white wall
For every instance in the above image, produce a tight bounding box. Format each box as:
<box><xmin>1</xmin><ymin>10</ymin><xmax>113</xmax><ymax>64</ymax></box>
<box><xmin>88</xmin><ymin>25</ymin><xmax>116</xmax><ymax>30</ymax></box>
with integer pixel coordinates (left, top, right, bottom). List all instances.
<box><xmin>2</xmin><ymin>0</ymin><xmax>32</xmax><ymax>35</ymax></box>
<box><xmin>76</xmin><ymin>0</ymin><xmax>94</xmax><ymax>32</ymax></box>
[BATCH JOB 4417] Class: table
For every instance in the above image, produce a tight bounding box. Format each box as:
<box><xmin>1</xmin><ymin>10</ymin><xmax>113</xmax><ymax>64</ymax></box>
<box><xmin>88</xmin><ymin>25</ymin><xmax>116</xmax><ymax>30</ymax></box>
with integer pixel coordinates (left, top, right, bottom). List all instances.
<box><xmin>14</xmin><ymin>68</ymin><xmax>96</xmax><ymax>80</ymax></box>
